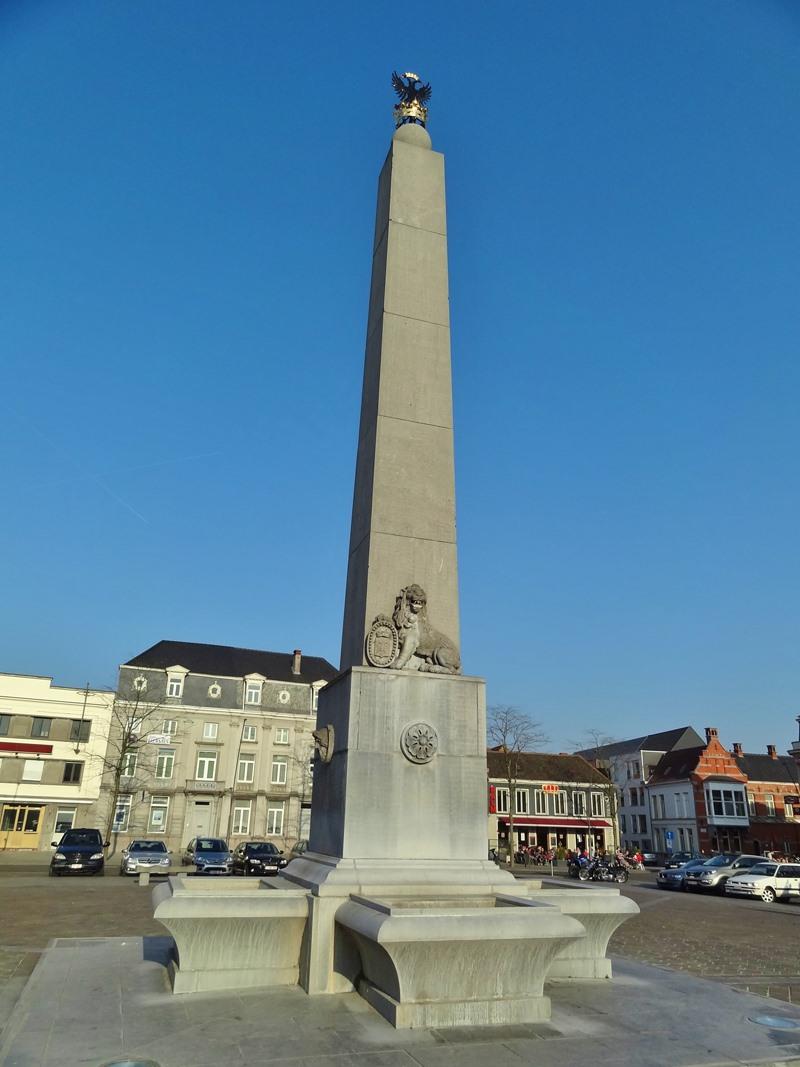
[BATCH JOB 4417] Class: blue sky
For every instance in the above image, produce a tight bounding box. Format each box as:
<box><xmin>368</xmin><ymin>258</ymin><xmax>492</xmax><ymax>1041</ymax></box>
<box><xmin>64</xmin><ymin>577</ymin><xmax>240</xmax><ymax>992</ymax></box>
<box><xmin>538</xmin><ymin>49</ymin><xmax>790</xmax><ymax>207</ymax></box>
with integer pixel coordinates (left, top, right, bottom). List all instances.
<box><xmin>2</xmin><ymin>1</ymin><xmax>798</xmax><ymax>754</ymax></box>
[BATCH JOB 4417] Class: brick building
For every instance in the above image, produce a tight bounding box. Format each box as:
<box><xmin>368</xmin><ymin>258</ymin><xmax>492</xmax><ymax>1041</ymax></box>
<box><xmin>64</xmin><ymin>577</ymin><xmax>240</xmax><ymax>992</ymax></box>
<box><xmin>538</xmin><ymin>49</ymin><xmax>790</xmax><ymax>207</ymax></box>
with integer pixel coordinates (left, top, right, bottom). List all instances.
<box><xmin>732</xmin><ymin>743</ymin><xmax>800</xmax><ymax>858</ymax></box>
<box><xmin>647</xmin><ymin>727</ymin><xmax>800</xmax><ymax>858</ymax></box>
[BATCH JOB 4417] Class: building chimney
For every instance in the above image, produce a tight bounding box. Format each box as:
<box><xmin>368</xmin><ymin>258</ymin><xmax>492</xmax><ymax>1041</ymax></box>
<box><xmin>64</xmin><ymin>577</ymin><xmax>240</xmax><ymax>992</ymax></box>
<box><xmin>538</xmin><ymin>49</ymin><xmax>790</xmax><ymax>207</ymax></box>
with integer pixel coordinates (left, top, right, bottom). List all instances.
<box><xmin>292</xmin><ymin>649</ymin><xmax>302</xmax><ymax>676</ymax></box>
<box><xmin>732</xmin><ymin>742</ymin><xmax>743</xmax><ymax>757</ymax></box>
<box><xmin>767</xmin><ymin>744</ymin><xmax>777</xmax><ymax>760</ymax></box>
<box><xmin>705</xmin><ymin>727</ymin><xmax>718</xmax><ymax>743</ymax></box>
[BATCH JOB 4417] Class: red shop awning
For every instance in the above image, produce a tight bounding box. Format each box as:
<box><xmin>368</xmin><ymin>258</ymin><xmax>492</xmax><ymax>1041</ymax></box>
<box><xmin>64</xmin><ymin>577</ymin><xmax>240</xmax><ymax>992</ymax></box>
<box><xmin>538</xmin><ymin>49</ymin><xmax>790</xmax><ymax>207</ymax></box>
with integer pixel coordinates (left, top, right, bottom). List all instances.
<box><xmin>497</xmin><ymin>816</ymin><xmax>611</xmax><ymax>828</ymax></box>
<box><xmin>0</xmin><ymin>741</ymin><xmax>52</xmax><ymax>755</ymax></box>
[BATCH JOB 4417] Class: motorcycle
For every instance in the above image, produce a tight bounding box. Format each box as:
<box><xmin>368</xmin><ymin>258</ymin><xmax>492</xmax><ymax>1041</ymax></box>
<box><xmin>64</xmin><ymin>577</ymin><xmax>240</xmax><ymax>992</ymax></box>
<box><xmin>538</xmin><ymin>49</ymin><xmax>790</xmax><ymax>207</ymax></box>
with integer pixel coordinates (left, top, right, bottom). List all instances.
<box><xmin>577</xmin><ymin>858</ymin><xmax>629</xmax><ymax>884</ymax></box>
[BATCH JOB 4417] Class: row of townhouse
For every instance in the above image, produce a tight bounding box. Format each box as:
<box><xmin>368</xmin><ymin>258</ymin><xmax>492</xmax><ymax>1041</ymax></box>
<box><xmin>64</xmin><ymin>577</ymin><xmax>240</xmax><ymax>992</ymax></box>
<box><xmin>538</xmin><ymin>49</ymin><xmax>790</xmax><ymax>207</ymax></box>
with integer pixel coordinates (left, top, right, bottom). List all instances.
<box><xmin>582</xmin><ymin>723</ymin><xmax>800</xmax><ymax>858</ymax></box>
<box><xmin>486</xmin><ymin>751</ymin><xmax>617</xmax><ymax>854</ymax></box>
<box><xmin>0</xmin><ymin>639</ymin><xmax>338</xmax><ymax>855</ymax></box>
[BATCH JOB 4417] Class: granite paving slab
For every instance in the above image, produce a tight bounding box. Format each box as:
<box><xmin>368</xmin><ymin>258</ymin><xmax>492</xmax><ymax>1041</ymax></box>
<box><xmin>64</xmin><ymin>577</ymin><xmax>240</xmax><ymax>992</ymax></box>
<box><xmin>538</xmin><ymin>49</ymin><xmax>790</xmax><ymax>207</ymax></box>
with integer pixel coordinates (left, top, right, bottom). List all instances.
<box><xmin>2</xmin><ymin>937</ymin><xmax>800</xmax><ymax>1067</ymax></box>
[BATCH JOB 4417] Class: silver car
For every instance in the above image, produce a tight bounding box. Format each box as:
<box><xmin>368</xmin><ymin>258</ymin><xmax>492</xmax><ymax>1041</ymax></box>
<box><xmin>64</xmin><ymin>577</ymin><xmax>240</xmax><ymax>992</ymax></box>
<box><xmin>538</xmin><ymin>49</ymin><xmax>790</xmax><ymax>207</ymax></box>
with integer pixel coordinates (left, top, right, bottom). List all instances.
<box><xmin>120</xmin><ymin>839</ymin><xmax>171</xmax><ymax>876</ymax></box>
<box><xmin>684</xmin><ymin>853</ymin><xmax>763</xmax><ymax>893</ymax></box>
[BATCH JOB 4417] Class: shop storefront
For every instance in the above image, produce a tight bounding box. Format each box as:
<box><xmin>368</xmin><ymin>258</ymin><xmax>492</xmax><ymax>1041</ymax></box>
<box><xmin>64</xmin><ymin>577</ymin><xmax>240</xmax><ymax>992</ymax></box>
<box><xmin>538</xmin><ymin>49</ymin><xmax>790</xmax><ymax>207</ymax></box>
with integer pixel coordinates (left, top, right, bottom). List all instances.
<box><xmin>497</xmin><ymin>816</ymin><xmax>613</xmax><ymax>854</ymax></box>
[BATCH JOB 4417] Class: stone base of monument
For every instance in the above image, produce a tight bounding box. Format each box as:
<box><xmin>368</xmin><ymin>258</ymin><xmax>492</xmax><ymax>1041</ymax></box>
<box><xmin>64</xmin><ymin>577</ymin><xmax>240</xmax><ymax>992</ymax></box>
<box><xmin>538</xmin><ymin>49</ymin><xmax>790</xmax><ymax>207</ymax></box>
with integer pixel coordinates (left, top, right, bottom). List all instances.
<box><xmin>335</xmin><ymin>893</ymin><xmax>585</xmax><ymax>1028</ymax></box>
<box><xmin>150</xmin><ymin>665</ymin><xmax>639</xmax><ymax>1023</ymax></box>
<box><xmin>151</xmin><ymin>876</ymin><xmax>309</xmax><ymax>993</ymax></box>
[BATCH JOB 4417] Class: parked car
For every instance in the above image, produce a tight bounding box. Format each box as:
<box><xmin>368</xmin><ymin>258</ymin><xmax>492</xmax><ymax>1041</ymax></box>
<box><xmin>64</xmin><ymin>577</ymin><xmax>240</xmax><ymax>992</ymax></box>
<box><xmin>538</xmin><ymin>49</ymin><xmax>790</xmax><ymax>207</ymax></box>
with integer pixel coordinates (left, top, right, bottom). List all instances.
<box><xmin>641</xmin><ymin>852</ymin><xmax>660</xmax><ymax>867</ymax></box>
<box><xmin>231</xmin><ymin>841</ymin><xmax>288</xmax><ymax>876</ymax></box>
<box><xmin>684</xmin><ymin>853</ymin><xmax>763</xmax><ymax>893</ymax></box>
<box><xmin>662</xmin><ymin>851</ymin><xmax>704</xmax><ymax>870</ymax></box>
<box><xmin>182</xmin><ymin>837</ymin><xmax>233</xmax><ymax>875</ymax></box>
<box><xmin>725</xmin><ymin>862</ymin><xmax>800</xmax><ymax>904</ymax></box>
<box><xmin>119</xmin><ymin>839</ymin><xmax>171</xmax><ymax>877</ymax></box>
<box><xmin>49</xmin><ymin>828</ymin><xmax>107</xmax><ymax>877</ymax></box>
<box><xmin>657</xmin><ymin>857</ymin><xmax>711</xmax><ymax>890</ymax></box>
<box><xmin>289</xmin><ymin>839</ymin><xmax>309</xmax><ymax>861</ymax></box>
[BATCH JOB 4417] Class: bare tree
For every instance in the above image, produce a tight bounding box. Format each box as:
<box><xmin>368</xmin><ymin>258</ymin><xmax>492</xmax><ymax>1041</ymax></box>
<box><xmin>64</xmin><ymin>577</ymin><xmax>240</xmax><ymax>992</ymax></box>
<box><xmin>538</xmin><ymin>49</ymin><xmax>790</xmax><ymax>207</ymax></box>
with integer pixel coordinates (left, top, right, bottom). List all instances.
<box><xmin>571</xmin><ymin>728</ymin><xmax>622</xmax><ymax>850</ymax></box>
<box><xmin>487</xmin><ymin>705</ymin><xmax>549</xmax><ymax>863</ymax></box>
<box><xmin>91</xmin><ymin>689</ymin><xmax>168</xmax><ymax>850</ymax></box>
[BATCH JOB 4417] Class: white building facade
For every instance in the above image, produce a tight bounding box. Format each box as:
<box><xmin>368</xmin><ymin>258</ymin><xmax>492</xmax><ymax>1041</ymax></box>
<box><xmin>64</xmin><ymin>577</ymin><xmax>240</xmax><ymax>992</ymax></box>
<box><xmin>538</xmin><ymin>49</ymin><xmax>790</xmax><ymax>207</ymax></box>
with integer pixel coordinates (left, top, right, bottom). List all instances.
<box><xmin>90</xmin><ymin>640</ymin><xmax>337</xmax><ymax>855</ymax></box>
<box><xmin>0</xmin><ymin>673</ymin><xmax>114</xmax><ymax>850</ymax></box>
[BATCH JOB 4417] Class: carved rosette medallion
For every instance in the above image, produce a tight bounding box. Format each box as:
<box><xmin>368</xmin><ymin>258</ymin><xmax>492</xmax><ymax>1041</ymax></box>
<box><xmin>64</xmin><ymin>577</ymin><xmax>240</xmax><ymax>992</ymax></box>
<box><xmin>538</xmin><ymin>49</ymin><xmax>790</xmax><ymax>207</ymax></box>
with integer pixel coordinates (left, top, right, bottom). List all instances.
<box><xmin>365</xmin><ymin>614</ymin><xmax>399</xmax><ymax>668</ymax></box>
<box><xmin>400</xmin><ymin>722</ymin><xmax>439</xmax><ymax>764</ymax></box>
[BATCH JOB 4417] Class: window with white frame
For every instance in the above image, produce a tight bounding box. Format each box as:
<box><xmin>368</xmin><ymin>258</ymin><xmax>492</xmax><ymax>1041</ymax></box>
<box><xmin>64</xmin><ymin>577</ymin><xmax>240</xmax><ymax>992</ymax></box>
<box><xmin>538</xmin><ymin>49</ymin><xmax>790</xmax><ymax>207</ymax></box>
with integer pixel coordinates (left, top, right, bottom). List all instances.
<box><xmin>167</xmin><ymin>675</ymin><xmax>184</xmax><ymax>698</ymax></box>
<box><xmin>113</xmin><ymin>795</ymin><xmax>132</xmax><ymax>832</ymax></box>
<box><xmin>267</xmin><ymin>803</ymin><xmax>284</xmax><ymax>835</ymax></box>
<box><xmin>125</xmin><ymin>717</ymin><xmax>143</xmax><ymax>739</ymax></box>
<box><xmin>747</xmin><ymin>792</ymin><xmax>756</xmax><ymax>816</ymax></box>
<box><xmin>155</xmin><ymin>749</ymin><xmax>174</xmax><ymax>780</ymax></box>
<box><xmin>245</xmin><ymin>680</ymin><xmax>263</xmax><ymax>705</ymax></box>
<box><xmin>765</xmin><ymin>794</ymin><xmax>775</xmax><ymax>816</ymax></box>
<box><xmin>22</xmin><ymin>760</ymin><xmax>44</xmax><ymax>782</ymax></box>
<box><xmin>271</xmin><ymin>756</ymin><xmax>288</xmax><ymax>785</ymax></box>
<box><xmin>495</xmin><ymin>787</ymin><xmax>509</xmax><ymax>814</ymax></box>
<box><xmin>572</xmin><ymin>791</ymin><xmax>586</xmax><ymax>816</ymax></box>
<box><xmin>162</xmin><ymin>719</ymin><xmax>178</xmax><ymax>737</ymax></box>
<box><xmin>552</xmin><ymin>791</ymin><xmax>567</xmax><ymax>815</ymax></box>
<box><xmin>242</xmin><ymin>724</ymin><xmax>257</xmax><ymax>742</ymax></box>
<box><xmin>533</xmin><ymin>790</ymin><xmax>548</xmax><ymax>815</ymax></box>
<box><xmin>53</xmin><ymin>809</ymin><xmax>76</xmax><ymax>835</ymax></box>
<box><xmin>232</xmin><ymin>803</ymin><xmax>251</xmax><ymax>835</ymax></box>
<box><xmin>196</xmin><ymin>751</ymin><xmax>218</xmax><ymax>781</ymax></box>
<box><xmin>237</xmin><ymin>755</ymin><xmax>255</xmax><ymax>784</ymax></box>
<box><xmin>274</xmin><ymin>727</ymin><xmax>290</xmax><ymax>745</ymax></box>
<box><xmin>515</xmin><ymin>788</ymin><xmax>529</xmax><ymax>814</ymax></box>
<box><xmin>121</xmin><ymin>752</ymin><xmax>137</xmax><ymax>778</ymax></box>
<box><xmin>148</xmin><ymin>795</ymin><xmax>169</xmax><ymax>833</ymax></box>
<box><xmin>785</xmin><ymin>800</ymin><xmax>795</xmax><ymax>819</ymax></box>
<box><xmin>202</xmin><ymin>722</ymin><xmax>219</xmax><ymax>741</ymax></box>
<box><xmin>590</xmin><ymin>792</ymin><xmax>604</xmax><ymax>817</ymax></box>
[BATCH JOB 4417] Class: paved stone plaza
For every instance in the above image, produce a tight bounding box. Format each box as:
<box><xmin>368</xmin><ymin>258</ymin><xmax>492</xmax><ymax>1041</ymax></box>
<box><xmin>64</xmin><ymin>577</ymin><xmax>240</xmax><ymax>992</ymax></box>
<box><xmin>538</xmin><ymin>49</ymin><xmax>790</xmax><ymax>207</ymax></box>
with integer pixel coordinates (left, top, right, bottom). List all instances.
<box><xmin>2</xmin><ymin>860</ymin><xmax>800</xmax><ymax>1065</ymax></box>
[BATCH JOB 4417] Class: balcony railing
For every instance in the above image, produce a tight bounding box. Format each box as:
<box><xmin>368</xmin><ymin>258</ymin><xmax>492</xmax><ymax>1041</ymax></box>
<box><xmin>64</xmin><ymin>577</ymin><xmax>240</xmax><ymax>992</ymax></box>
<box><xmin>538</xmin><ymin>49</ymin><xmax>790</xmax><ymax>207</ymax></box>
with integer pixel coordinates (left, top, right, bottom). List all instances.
<box><xmin>186</xmin><ymin>778</ymin><xmax>224</xmax><ymax>793</ymax></box>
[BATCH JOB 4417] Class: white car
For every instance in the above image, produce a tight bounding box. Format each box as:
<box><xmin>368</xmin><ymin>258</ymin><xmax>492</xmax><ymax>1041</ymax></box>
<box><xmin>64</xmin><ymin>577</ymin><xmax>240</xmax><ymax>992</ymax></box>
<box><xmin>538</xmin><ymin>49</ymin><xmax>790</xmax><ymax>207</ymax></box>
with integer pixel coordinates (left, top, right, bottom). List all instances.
<box><xmin>725</xmin><ymin>861</ymin><xmax>800</xmax><ymax>904</ymax></box>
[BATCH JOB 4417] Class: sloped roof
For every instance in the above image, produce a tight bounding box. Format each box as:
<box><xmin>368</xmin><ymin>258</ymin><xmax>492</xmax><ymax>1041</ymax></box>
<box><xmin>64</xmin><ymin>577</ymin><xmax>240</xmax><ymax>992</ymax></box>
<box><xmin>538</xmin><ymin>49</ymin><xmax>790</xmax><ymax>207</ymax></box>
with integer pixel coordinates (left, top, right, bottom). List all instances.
<box><xmin>124</xmin><ymin>640</ymin><xmax>338</xmax><ymax>684</ymax></box>
<box><xmin>734</xmin><ymin>753</ymin><xmax>800</xmax><ymax>786</ymax></box>
<box><xmin>647</xmin><ymin>746</ymin><xmax>705</xmax><ymax>784</ymax></box>
<box><xmin>576</xmin><ymin>726</ymin><xmax>703</xmax><ymax>760</ymax></box>
<box><xmin>487</xmin><ymin>750</ymin><xmax>609</xmax><ymax>785</ymax></box>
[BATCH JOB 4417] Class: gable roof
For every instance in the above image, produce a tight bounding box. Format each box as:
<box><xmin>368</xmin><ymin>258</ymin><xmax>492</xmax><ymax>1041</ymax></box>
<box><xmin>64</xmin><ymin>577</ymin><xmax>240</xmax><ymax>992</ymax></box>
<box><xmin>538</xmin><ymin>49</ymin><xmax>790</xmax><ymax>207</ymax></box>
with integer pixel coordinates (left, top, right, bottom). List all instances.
<box><xmin>647</xmin><ymin>745</ymin><xmax>705</xmax><ymax>784</ymax></box>
<box><xmin>734</xmin><ymin>753</ymin><xmax>800</xmax><ymax>786</ymax></box>
<box><xmin>576</xmin><ymin>726</ymin><xmax>703</xmax><ymax>760</ymax></box>
<box><xmin>487</xmin><ymin>750</ymin><xmax>609</xmax><ymax>785</ymax></box>
<box><xmin>124</xmin><ymin>640</ymin><xmax>338</xmax><ymax>685</ymax></box>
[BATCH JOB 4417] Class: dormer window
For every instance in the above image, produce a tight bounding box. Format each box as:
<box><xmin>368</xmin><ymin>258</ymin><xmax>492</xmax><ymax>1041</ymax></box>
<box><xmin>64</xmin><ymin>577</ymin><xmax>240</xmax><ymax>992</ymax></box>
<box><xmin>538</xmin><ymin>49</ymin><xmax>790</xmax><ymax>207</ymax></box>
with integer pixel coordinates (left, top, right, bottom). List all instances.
<box><xmin>245</xmin><ymin>680</ymin><xmax>263</xmax><ymax>705</ymax></box>
<box><xmin>208</xmin><ymin>682</ymin><xmax>222</xmax><ymax>699</ymax></box>
<box><xmin>165</xmin><ymin>665</ymin><xmax>188</xmax><ymax>700</ymax></box>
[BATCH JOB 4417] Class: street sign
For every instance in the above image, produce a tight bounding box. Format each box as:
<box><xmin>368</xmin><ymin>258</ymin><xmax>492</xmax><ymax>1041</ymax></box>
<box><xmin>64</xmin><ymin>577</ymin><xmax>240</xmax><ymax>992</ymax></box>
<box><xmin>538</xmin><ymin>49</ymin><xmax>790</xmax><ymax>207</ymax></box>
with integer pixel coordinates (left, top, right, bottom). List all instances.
<box><xmin>542</xmin><ymin>784</ymin><xmax>560</xmax><ymax>794</ymax></box>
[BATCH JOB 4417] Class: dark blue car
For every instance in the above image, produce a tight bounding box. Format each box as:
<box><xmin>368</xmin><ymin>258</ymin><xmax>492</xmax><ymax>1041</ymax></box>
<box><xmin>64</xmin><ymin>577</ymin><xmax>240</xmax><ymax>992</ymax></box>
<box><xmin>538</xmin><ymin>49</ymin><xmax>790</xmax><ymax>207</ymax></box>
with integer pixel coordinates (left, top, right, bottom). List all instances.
<box><xmin>50</xmin><ymin>828</ymin><xmax>107</xmax><ymax>876</ymax></box>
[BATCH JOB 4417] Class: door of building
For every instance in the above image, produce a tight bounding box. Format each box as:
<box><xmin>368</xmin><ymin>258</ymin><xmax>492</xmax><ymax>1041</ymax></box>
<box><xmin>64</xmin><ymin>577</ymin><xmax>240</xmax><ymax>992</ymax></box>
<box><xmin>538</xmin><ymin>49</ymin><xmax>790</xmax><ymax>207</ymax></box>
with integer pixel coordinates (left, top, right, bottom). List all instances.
<box><xmin>192</xmin><ymin>801</ymin><xmax>212</xmax><ymax>837</ymax></box>
<box><xmin>1</xmin><ymin>805</ymin><xmax>43</xmax><ymax>850</ymax></box>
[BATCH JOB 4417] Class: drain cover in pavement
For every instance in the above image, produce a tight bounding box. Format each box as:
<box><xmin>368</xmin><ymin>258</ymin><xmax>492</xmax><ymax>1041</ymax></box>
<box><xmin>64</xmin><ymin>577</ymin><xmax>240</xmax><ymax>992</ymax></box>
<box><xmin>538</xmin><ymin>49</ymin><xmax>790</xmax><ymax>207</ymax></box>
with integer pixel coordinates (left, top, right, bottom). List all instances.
<box><xmin>749</xmin><ymin>1014</ymin><xmax>800</xmax><ymax>1030</ymax></box>
<box><xmin>101</xmin><ymin>1061</ymin><xmax>161</xmax><ymax>1067</ymax></box>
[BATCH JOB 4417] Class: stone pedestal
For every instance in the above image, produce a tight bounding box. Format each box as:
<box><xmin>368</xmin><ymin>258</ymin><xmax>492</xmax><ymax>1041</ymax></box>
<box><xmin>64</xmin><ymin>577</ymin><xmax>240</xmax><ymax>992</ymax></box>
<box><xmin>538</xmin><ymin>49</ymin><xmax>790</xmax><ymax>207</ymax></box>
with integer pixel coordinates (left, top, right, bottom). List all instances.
<box><xmin>305</xmin><ymin>667</ymin><xmax>491</xmax><ymax>864</ymax></box>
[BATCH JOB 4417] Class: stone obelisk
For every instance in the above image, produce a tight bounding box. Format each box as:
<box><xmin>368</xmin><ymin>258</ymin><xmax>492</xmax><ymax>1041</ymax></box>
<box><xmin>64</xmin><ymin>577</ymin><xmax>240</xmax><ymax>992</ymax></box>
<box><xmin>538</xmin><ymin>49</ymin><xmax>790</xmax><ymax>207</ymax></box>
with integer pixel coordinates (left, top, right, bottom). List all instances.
<box><xmin>283</xmin><ymin>76</ymin><xmax>513</xmax><ymax>996</ymax></box>
<box><xmin>339</xmin><ymin>90</ymin><xmax>459</xmax><ymax>673</ymax></box>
